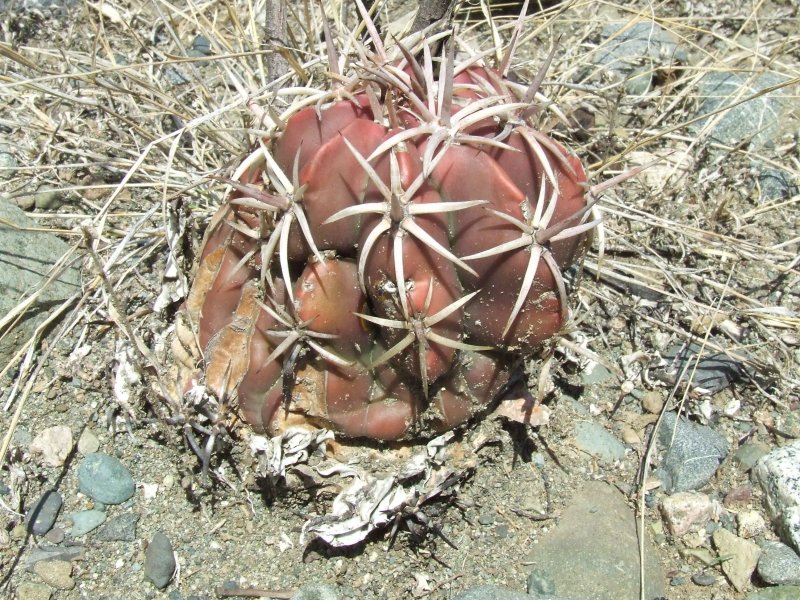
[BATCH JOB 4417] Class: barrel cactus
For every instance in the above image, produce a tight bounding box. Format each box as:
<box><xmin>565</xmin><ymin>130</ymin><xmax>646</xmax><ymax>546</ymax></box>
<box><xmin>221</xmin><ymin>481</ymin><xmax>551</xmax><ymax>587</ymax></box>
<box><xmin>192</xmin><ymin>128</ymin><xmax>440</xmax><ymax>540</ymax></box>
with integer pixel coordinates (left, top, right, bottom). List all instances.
<box><xmin>173</xmin><ymin>11</ymin><xmax>598</xmax><ymax>442</ymax></box>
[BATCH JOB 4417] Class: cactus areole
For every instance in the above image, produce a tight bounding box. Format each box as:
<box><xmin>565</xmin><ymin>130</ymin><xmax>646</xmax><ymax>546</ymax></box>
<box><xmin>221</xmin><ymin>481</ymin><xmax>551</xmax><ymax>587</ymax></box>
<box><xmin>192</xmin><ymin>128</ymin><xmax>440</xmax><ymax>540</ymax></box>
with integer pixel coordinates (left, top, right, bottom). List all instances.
<box><xmin>176</xmin><ymin>28</ymin><xmax>597</xmax><ymax>441</ymax></box>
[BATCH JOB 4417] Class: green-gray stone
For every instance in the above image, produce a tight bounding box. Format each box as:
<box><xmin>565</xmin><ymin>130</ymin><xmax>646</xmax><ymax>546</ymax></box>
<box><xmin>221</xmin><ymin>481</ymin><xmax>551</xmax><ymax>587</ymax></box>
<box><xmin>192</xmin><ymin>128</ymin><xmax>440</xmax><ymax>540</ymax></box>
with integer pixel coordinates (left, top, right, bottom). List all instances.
<box><xmin>77</xmin><ymin>453</ymin><xmax>135</xmax><ymax>505</ymax></box>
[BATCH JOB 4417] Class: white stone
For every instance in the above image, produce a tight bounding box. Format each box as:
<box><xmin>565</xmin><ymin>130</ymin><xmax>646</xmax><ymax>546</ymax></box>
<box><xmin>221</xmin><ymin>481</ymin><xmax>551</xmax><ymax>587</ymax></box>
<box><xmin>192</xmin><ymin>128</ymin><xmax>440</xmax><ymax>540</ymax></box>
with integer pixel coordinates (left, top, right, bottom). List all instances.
<box><xmin>30</xmin><ymin>426</ymin><xmax>73</xmax><ymax>467</ymax></box>
<box><xmin>660</xmin><ymin>491</ymin><xmax>716</xmax><ymax>537</ymax></box>
<box><xmin>752</xmin><ymin>441</ymin><xmax>800</xmax><ymax>553</ymax></box>
<box><xmin>737</xmin><ymin>510</ymin><xmax>766</xmax><ymax>539</ymax></box>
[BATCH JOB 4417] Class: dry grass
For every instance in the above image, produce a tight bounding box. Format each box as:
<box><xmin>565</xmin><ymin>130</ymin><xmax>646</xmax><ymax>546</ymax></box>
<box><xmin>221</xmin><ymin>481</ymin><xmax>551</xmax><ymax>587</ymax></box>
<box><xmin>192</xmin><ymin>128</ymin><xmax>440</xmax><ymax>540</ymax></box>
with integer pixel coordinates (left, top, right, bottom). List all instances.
<box><xmin>0</xmin><ymin>0</ymin><xmax>798</xmax><ymax>595</ymax></box>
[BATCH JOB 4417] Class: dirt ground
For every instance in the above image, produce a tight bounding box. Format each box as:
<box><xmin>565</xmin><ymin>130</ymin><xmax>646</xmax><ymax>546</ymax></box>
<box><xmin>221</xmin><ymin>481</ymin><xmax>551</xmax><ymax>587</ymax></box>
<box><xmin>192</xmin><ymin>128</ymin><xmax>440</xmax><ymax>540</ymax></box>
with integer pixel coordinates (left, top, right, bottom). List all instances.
<box><xmin>1</xmin><ymin>0</ymin><xmax>798</xmax><ymax>599</ymax></box>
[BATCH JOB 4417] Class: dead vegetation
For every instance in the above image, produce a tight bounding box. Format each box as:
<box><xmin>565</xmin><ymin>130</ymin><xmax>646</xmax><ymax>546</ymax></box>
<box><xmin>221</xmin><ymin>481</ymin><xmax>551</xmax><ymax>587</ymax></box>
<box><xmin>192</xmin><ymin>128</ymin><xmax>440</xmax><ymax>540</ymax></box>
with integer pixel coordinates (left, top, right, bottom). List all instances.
<box><xmin>0</xmin><ymin>0</ymin><xmax>798</xmax><ymax>597</ymax></box>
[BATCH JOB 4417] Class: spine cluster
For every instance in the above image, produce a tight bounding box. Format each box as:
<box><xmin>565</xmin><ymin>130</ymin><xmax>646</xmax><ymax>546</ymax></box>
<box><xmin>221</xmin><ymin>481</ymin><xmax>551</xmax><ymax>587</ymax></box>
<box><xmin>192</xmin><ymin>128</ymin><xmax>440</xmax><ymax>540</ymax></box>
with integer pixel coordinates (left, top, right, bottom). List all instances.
<box><xmin>178</xmin><ymin>27</ymin><xmax>597</xmax><ymax>440</ymax></box>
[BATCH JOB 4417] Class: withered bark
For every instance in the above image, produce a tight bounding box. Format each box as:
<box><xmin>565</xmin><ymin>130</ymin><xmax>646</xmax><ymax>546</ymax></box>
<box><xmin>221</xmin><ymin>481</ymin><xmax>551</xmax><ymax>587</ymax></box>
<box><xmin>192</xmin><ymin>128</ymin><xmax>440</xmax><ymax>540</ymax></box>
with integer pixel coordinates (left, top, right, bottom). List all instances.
<box><xmin>264</xmin><ymin>0</ymin><xmax>290</xmax><ymax>81</ymax></box>
<box><xmin>411</xmin><ymin>0</ymin><xmax>456</xmax><ymax>34</ymax></box>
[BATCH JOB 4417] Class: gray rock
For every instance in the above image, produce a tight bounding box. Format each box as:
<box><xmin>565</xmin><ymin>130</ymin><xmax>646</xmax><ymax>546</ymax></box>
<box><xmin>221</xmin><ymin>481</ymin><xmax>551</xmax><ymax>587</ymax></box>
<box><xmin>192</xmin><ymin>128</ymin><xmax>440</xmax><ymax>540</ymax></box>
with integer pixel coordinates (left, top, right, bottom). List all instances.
<box><xmin>712</xmin><ymin>527</ymin><xmax>761</xmax><ymax>592</ymax></box>
<box><xmin>655</xmin><ymin>412</ymin><xmax>728</xmax><ymax>492</ymax></box>
<box><xmin>691</xmin><ymin>573</ymin><xmax>718</xmax><ymax>586</ymax></box>
<box><xmin>68</xmin><ymin>509</ymin><xmax>106</xmax><ymax>537</ymax></box>
<box><xmin>691</xmin><ymin>72</ymin><xmax>791</xmax><ymax>152</ymax></box>
<box><xmin>25</xmin><ymin>545</ymin><xmax>86</xmax><ymax>570</ymax></box>
<box><xmin>0</xmin><ymin>145</ymin><xmax>18</xmax><ymax>180</ymax></box>
<box><xmin>735</xmin><ymin>441</ymin><xmax>771</xmax><ymax>472</ymax></box>
<box><xmin>746</xmin><ymin>586</ymin><xmax>800</xmax><ymax>600</ymax></box>
<box><xmin>95</xmin><ymin>511</ymin><xmax>139</xmax><ymax>542</ymax></box>
<box><xmin>77</xmin><ymin>453</ymin><xmax>135</xmax><ymax>505</ymax></box>
<box><xmin>0</xmin><ymin>198</ymin><xmax>81</xmax><ymax>368</ymax></box>
<box><xmin>589</xmin><ymin>20</ymin><xmax>686</xmax><ymax>96</ymax></box>
<box><xmin>573</xmin><ymin>421</ymin><xmax>626</xmax><ymax>464</ymax></box>
<box><xmin>453</xmin><ymin>584</ymin><xmax>533</xmax><ymax>600</ymax></box>
<box><xmin>752</xmin><ymin>441</ymin><xmax>800</xmax><ymax>554</ymax></box>
<box><xmin>758</xmin><ymin>541</ymin><xmax>800</xmax><ymax>586</ymax></box>
<box><xmin>190</xmin><ymin>35</ymin><xmax>212</xmax><ymax>56</ymax></box>
<box><xmin>26</xmin><ymin>490</ymin><xmax>62</xmax><ymax>536</ymax></box>
<box><xmin>33</xmin><ymin>190</ymin><xmax>69</xmax><ymax>210</ymax></box>
<box><xmin>755</xmin><ymin>166</ymin><xmax>796</xmax><ymax>202</ymax></box>
<box><xmin>659</xmin><ymin>342</ymin><xmax>746</xmax><ymax>394</ymax></box>
<box><xmin>580</xmin><ymin>362</ymin><xmax>614</xmax><ymax>385</ymax></box>
<box><xmin>144</xmin><ymin>532</ymin><xmax>176</xmax><ymax>589</ymax></box>
<box><xmin>291</xmin><ymin>583</ymin><xmax>339</xmax><ymax>600</ymax></box>
<box><xmin>527</xmin><ymin>481</ymin><xmax>666</xmax><ymax>600</ymax></box>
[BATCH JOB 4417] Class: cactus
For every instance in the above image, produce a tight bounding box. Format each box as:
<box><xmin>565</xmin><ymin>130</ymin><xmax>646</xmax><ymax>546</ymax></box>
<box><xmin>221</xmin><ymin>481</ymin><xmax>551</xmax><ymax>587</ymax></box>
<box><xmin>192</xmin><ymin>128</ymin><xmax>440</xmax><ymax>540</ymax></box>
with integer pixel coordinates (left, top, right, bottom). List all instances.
<box><xmin>175</xmin><ymin>9</ymin><xmax>599</xmax><ymax>442</ymax></box>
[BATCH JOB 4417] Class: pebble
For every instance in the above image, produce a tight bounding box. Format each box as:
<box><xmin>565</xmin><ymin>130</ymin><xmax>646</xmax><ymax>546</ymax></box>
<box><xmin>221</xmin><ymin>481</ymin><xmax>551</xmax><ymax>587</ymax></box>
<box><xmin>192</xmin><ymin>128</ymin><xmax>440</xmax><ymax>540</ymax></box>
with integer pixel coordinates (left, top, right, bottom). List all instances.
<box><xmin>527</xmin><ymin>481</ymin><xmax>665</xmax><ymax>599</ymax></box>
<box><xmin>68</xmin><ymin>509</ymin><xmax>106</xmax><ymax>537</ymax></box>
<box><xmin>712</xmin><ymin>527</ymin><xmax>761</xmax><ymax>592</ymax></box>
<box><xmin>656</xmin><ymin>412</ymin><xmax>728</xmax><ymax>492</ymax></box>
<box><xmin>580</xmin><ymin>362</ymin><xmax>613</xmax><ymax>385</ymax></box>
<box><xmin>25</xmin><ymin>545</ymin><xmax>85</xmax><ymax>570</ymax></box>
<box><xmin>478</xmin><ymin>513</ymin><xmax>495</xmax><ymax>526</ymax></box>
<box><xmin>144</xmin><ymin>531</ymin><xmax>176</xmax><ymax>589</ymax></box>
<box><xmin>641</xmin><ymin>391</ymin><xmax>663</xmax><ymax>414</ymax></box>
<box><xmin>724</xmin><ymin>484</ymin><xmax>754</xmax><ymax>507</ymax></box>
<box><xmin>26</xmin><ymin>490</ymin><xmax>63</xmax><ymax>536</ymax></box>
<box><xmin>44</xmin><ymin>527</ymin><xmax>65</xmax><ymax>544</ymax></box>
<box><xmin>737</xmin><ymin>510</ymin><xmax>766</xmax><ymax>539</ymax></box>
<box><xmin>0</xmin><ymin>145</ymin><xmax>18</xmax><ymax>180</ymax></box>
<box><xmin>588</xmin><ymin>21</ymin><xmax>685</xmax><ymax>96</ymax></box>
<box><xmin>291</xmin><ymin>583</ymin><xmax>339</xmax><ymax>600</ymax></box>
<box><xmin>190</xmin><ymin>35</ymin><xmax>212</xmax><ymax>56</ymax></box>
<box><xmin>29</xmin><ymin>426</ymin><xmax>73</xmax><ymax>467</ymax></box>
<box><xmin>734</xmin><ymin>441</ymin><xmax>771</xmax><ymax>472</ymax></box>
<box><xmin>757</xmin><ymin>541</ymin><xmax>800</xmax><ymax>586</ymax></box>
<box><xmin>15</xmin><ymin>583</ymin><xmax>52</xmax><ymax>600</ymax></box>
<box><xmin>660</xmin><ymin>491</ymin><xmax>716</xmax><ymax>537</ymax></box>
<box><xmin>33</xmin><ymin>190</ymin><xmax>69</xmax><ymax>210</ymax></box>
<box><xmin>573</xmin><ymin>421</ymin><xmax>626</xmax><ymax>464</ymax></box>
<box><xmin>691</xmin><ymin>573</ymin><xmax>718</xmax><ymax>586</ymax></box>
<box><xmin>752</xmin><ymin>440</ymin><xmax>800</xmax><ymax>553</ymax></box>
<box><xmin>77</xmin><ymin>453</ymin><xmax>135</xmax><ymax>505</ymax></box>
<box><xmin>77</xmin><ymin>428</ymin><xmax>100</xmax><ymax>455</ymax></box>
<box><xmin>660</xmin><ymin>343</ymin><xmax>746</xmax><ymax>394</ymax></box>
<box><xmin>95</xmin><ymin>512</ymin><xmax>139</xmax><ymax>542</ymax></box>
<box><xmin>33</xmin><ymin>559</ymin><xmax>75</xmax><ymax>590</ymax></box>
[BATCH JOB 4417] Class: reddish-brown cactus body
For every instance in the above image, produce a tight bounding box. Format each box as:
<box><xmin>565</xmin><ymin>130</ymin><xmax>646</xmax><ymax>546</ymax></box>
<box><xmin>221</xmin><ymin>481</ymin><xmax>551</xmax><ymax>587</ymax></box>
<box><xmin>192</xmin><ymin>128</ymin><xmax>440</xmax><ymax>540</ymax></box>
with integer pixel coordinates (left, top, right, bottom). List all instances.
<box><xmin>176</xmin><ymin>32</ymin><xmax>596</xmax><ymax>441</ymax></box>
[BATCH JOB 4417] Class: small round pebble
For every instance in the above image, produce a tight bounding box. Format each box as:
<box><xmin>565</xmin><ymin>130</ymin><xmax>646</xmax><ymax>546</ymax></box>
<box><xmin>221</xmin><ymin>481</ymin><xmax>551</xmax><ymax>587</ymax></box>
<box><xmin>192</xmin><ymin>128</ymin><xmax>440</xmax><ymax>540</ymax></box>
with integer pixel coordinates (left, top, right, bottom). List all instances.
<box><xmin>691</xmin><ymin>573</ymin><xmax>717</xmax><ymax>586</ymax></box>
<box><xmin>77</xmin><ymin>453</ymin><xmax>135</xmax><ymax>505</ymax></box>
<box><xmin>15</xmin><ymin>582</ymin><xmax>52</xmax><ymax>600</ymax></box>
<box><xmin>68</xmin><ymin>509</ymin><xmax>106</xmax><ymax>537</ymax></box>
<box><xmin>77</xmin><ymin>428</ymin><xmax>100</xmax><ymax>455</ymax></box>
<box><xmin>44</xmin><ymin>527</ymin><xmax>65</xmax><ymax>544</ymax></box>
<box><xmin>144</xmin><ymin>531</ymin><xmax>176</xmax><ymax>589</ymax></box>
<box><xmin>26</xmin><ymin>490</ymin><xmax>63</xmax><ymax>536</ymax></box>
<box><xmin>33</xmin><ymin>559</ymin><xmax>75</xmax><ymax>590</ymax></box>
